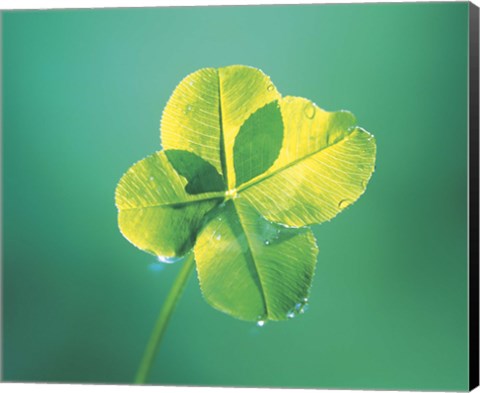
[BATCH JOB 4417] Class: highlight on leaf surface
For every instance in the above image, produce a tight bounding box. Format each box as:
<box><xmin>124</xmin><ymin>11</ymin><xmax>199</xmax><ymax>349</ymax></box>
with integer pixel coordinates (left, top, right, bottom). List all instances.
<box><xmin>115</xmin><ymin>65</ymin><xmax>377</xmax><ymax>322</ymax></box>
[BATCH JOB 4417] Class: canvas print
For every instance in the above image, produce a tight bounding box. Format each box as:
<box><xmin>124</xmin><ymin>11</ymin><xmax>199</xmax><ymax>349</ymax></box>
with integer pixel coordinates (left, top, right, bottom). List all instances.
<box><xmin>1</xmin><ymin>2</ymin><xmax>478</xmax><ymax>391</ymax></box>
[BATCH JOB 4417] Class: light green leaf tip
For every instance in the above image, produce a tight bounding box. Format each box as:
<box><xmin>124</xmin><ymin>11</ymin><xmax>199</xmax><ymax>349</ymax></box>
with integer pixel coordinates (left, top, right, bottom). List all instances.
<box><xmin>115</xmin><ymin>65</ymin><xmax>377</xmax><ymax>322</ymax></box>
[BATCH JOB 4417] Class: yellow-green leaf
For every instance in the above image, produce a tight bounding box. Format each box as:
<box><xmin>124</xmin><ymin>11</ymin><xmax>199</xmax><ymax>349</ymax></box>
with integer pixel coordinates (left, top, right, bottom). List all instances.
<box><xmin>115</xmin><ymin>151</ymin><xmax>223</xmax><ymax>257</ymax></box>
<box><xmin>161</xmin><ymin>65</ymin><xmax>280</xmax><ymax>189</ymax></box>
<box><xmin>194</xmin><ymin>198</ymin><xmax>317</xmax><ymax>322</ymax></box>
<box><xmin>237</xmin><ymin>96</ymin><xmax>376</xmax><ymax>227</ymax></box>
<box><xmin>116</xmin><ymin>66</ymin><xmax>377</xmax><ymax>324</ymax></box>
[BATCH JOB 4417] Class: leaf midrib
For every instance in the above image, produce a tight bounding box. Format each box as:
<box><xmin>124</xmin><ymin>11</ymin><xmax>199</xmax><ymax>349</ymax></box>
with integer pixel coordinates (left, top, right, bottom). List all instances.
<box><xmin>237</xmin><ymin>127</ymin><xmax>359</xmax><ymax>193</ymax></box>
<box><xmin>217</xmin><ymin>69</ymin><xmax>230</xmax><ymax>190</ymax></box>
<box><xmin>118</xmin><ymin>193</ymin><xmax>224</xmax><ymax>211</ymax></box>
<box><xmin>231</xmin><ymin>200</ymin><xmax>269</xmax><ymax>318</ymax></box>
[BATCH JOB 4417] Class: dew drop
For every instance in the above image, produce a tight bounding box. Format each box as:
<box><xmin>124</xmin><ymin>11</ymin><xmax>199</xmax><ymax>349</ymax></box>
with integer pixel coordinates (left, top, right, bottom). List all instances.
<box><xmin>286</xmin><ymin>298</ymin><xmax>309</xmax><ymax>318</ymax></box>
<box><xmin>149</xmin><ymin>176</ymin><xmax>154</xmax><ymax>181</ymax></box>
<box><xmin>157</xmin><ymin>255</ymin><xmax>184</xmax><ymax>264</ymax></box>
<box><xmin>256</xmin><ymin>315</ymin><xmax>267</xmax><ymax>327</ymax></box>
<box><xmin>304</xmin><ymin>103</ymin><xmax>316</xmax><ymax>119</ymax></box>
<box><xmin>216</xmin><ymin>234</ymin><xmax>222</xmax><ymax>240</ymax></box>
<box><xmin>299</xmin><ymin>303</ymin><xmax>309</xmax><ymax>314</ymax></box>
<box><xmin>338</xmin><ymin>199</ymin><xmax>351</xmax><ymax>209</ymax></box>
<box><xmin>264</xmin><ymin>240</ymin><xmax>270</xmax><ymax>246</ymax></box>
<box><xmin>267</xmin><ymin>84</ymin><xmax>274</xmax><ymax>92</ymax></box>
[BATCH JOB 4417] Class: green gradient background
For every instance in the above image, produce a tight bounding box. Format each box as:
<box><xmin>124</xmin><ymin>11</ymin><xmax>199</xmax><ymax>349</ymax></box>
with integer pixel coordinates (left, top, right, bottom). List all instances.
<box><xmin>2</xmin><ymin>3</ymin><xmax>470</xmax><ymax>390</ymax></box>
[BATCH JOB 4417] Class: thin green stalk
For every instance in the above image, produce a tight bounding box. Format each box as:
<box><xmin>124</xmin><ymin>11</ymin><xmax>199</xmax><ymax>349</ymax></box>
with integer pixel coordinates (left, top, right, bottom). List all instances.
<box><xmin>134</xmin><ymin>252</ymin><xmax>196</xmax><ymax>384</ymax></box>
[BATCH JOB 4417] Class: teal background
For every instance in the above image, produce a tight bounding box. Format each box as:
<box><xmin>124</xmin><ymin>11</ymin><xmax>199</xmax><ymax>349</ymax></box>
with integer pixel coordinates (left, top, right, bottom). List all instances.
<box><xmin>2</xmin><ymin>2</ymin><xmax>470</xmax><ymax>390</ymax></box>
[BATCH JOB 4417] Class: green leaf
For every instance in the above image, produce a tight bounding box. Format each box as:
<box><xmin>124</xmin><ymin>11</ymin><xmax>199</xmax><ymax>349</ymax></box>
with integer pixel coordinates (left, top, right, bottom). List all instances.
<box><xmin>161</xmin><ymin>65</ymin><xmax>280</xmax><ymax>189</ymax></box>
<box><xmin>237</xmin><ymin>96</ymin><xmax>376</xmax><ymax>227</ymax></box>
<box><xmin>233</xmin><ymin>101</ymin><xmax>284</xmax><ymax>187</ymax></box>
<box><xmin>194</xmin><ymin>198</ymin><xmax>318</xmax><ymax>322</ymax></box>
<box><xmin>115</xmin><ymin>151</ymin><xmax>223</xmax><ymax>257</ymax></box>
<box><xmin>165</xmin><ymin>149</ymin><xmax>226</xmax><ymax>194</ymax></box>
<box><xmin>116</xmin><ymin>65</ymin><xmax>377</xmax><ymax>323</ymax></box>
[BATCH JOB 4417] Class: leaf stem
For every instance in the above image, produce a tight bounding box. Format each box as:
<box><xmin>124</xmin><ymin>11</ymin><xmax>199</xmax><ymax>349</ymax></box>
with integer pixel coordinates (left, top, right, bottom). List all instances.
<box><xmin>134</xmin><ymin>252</ymin><xmax>196</xmax><ymax>384</ymax></box>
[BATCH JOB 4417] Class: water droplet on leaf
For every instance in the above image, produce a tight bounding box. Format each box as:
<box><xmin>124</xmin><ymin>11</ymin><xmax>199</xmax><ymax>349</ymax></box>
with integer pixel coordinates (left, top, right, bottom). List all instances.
<box><xmin>299</xmin><ymin>303</ymin><xmax>309</xmax><ymax>314</ymax></box>
<box><xmin>256</xmin><ymin>315</ymin><xmax>267</xmax><ymax>327</ymax></box>
<box><xmin>267</xmin><ymin>84</ymin><xmax>274</xmax><ymax>92</ymax></box>
<box><xmin>304</xmin><ymin>103</ymin><xmax>316</xmax><ymax>119</ymax></box>
<box><xmin>286</xmin><ymin>298</ymin><xmax>309</xmax><ymax>319</ymax></box>
<box><xmin>157</xmin><ymin>255</ymin><xmax>184</xmax><ymax>264</ymax></box>
<box><xmin>338</xmin><ymin>199</ymin><xmax>351</xmax><ymax>209</ymax></box>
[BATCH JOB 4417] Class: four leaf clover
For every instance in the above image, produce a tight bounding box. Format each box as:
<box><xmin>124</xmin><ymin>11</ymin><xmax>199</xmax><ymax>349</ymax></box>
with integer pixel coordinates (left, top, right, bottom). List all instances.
<box><xmin>115</xmin><ymin>65</ymin><xmax>376</xmax><ymax>323</ymax></box>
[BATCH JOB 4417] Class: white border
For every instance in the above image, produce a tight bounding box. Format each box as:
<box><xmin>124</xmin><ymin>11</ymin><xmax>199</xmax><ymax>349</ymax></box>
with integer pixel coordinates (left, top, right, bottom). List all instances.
<box><xmin>0</xmin><ymin>384</ymin><xmax>462</xmax><ymax>393</ymax></box>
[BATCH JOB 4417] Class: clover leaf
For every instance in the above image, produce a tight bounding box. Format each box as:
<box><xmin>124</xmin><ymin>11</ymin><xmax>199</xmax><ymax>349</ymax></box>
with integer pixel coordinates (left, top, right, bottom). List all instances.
<box><xmin>115</xmin><ymin>65</ymin><xmax>376</xmax><ymax>323</ymax></box>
